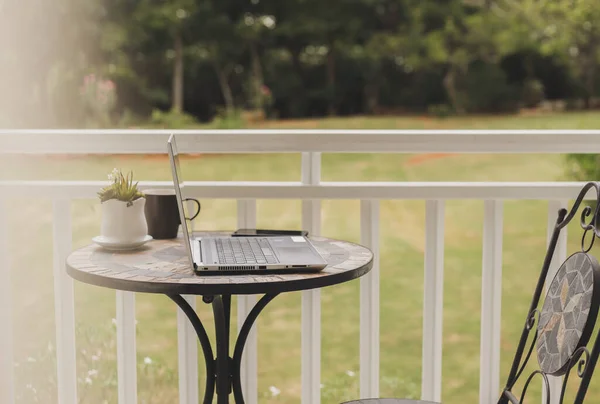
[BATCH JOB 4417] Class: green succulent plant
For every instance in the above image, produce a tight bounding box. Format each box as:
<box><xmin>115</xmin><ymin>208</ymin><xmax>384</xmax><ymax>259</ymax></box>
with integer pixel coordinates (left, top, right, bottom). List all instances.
<box><xmin>98</xmin><ymin>168</ymin><xmax>144</xmax><ymax>206</ymax></box>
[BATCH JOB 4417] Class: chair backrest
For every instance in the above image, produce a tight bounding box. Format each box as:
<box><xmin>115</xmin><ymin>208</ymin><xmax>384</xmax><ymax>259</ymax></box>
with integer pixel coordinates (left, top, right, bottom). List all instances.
<box><xmin>499</xmin><ymin>182</ymin><xmax>600</xmax><ymax>404</ymax></box>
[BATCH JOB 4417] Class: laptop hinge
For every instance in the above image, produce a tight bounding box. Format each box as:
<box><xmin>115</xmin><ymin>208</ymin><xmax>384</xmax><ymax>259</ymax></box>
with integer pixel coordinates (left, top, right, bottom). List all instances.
<box><xmin>192</xmin><ymin>239</ymin><xmax>202</xmax><ymax>269</ymax></box>
<box><xmin>198</xmin><ymin>240</ymin><xmax>205</xmax><ymax>267</ymax></box>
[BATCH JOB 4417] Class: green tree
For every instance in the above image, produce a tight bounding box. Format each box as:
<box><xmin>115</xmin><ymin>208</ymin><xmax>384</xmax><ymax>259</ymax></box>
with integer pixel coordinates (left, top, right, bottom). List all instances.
<box><xmin>410</xmin><ymin>0</ymin><xmax>506</xmax><ymax>113</ymax></box>
<box><xmin>539</xmin><ymin>0</ymin><xmax>600</xmax><ymax>107</ymax></box>
<box><xmin>236</xmin><ymin>11</ymin><xmax>277</xmax><ymax>113</ymax></box>
<box><xmin>273</xmin><ymin>0</ymin><xmax>376</xmax><ymax>115</ymax></box>
<box><xmin>133</xmin><ymin>0</ymin><xmax>197</xmax><ymax>113</ymax></box>
<box><xmin>187</xmin><ymin>1</ymin><xmax>244</xmax><ymax>114</ymax></box>
<box><xmin>343</xmin><ymin>0</ymin><xmax>412</xmax><ymax>113</ymax></box>
<box><xmin>497</xmin><ymin>0</ymin><xmax>600</xmax><ymax>107</ymax></box>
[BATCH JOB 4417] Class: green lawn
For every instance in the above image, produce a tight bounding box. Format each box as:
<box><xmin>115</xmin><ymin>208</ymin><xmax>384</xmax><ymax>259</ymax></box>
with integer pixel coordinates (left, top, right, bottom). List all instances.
<box><xmin>4</xmin><ymin>112</ymin><xmax>600</xmax><ymax>403</ymax></box>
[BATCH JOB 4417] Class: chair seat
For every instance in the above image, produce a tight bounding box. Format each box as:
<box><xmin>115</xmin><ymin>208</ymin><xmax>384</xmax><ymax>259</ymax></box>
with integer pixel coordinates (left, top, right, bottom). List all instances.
<box><xmin>342</xmin><ymin>399</ymin><xmax>440</xmax><ymax>404</ymax></box>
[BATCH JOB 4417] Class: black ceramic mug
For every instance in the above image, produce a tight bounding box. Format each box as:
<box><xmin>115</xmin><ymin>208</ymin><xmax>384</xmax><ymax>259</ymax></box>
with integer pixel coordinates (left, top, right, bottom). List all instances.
<box><xmin>144</xmin><ymin>189</ymin><xmax>201</xmax><ymax>239</ymax></box>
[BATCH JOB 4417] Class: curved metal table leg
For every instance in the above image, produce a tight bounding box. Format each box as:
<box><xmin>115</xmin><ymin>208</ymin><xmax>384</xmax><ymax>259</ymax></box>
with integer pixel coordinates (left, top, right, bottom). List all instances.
<box><xmin>168</xmin><ymin>295</ymin><xmax>216</xmax><ymax>404</ymax></box>
<box><xmin>170</xmin><ymin>293</ymin><xmax>279</xmax><ymax>404</ymax></box>
<box><xmin>213</xmin><ymin>295</ymin><xmax>232</xmax><ymax>404</ymax></box>
<box><xmin>231</xmin><ymin>293</ymin><xmax>280</xmax><ymax>403</ymax></box>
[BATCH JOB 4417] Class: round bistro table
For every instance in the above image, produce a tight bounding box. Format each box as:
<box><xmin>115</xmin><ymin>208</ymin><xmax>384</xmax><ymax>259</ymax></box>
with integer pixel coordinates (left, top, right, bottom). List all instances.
<box><xmin>66</xmin><ymin>232</ymin><xmax>373</xmax><ymax>404</ymax></box>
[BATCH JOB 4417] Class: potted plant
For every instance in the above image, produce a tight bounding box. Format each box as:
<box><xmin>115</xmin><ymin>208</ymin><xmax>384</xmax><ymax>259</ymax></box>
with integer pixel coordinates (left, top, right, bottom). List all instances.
<box><xmin>97</xmin><ymin>168</ymin><xmax>148</xmax><ymax>246</ymax></box>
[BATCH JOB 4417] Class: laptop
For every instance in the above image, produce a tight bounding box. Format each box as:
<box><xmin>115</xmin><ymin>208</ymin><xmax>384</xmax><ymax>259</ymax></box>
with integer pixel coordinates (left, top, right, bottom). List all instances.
<box><xmin>167</xmin><ymin>134</ymin><xmax>328</xmax><ymax>275</ymax></box>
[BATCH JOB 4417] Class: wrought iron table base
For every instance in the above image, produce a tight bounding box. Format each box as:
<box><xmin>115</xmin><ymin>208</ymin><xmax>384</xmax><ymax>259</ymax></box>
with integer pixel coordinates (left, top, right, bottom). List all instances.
<box><xmin>168</xmin><ymin>293</ymin><xmax>279</xmax><ymax>404</ymax></box>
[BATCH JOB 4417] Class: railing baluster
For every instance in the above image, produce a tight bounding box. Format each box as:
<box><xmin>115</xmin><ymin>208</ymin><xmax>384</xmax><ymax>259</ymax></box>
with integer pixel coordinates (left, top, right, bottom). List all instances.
<box><xmin>52</xmin><ymin>200</ymin><xmax>77</xmax><ymax>404</ymax></box>
<box><xmin>301</xmin><ymin>152</ymin><xmax>321</xmax><ymax>404</ymax></box>
<box><xmin>237</xmin><ymin>199</ymin><xmax>258</xmax><ymax>404</ymax></box>
<box><xmin>176</xmin><ymin>200</ymin><xmax>199</xmax><ymax>404</ymax></box>
<box><xmin>544</xmin><ymin>200</ymin><xmax>568</xmax><ymax>404</ymax></box>
<box><xmin>117</xmin><ymin>291</ymin><xmax>137</xmax><ymax>404</ymax></box>
<box><xmin>422</xmin><ymin>200</ymin><xmax>445</xmax><ymax>402</ymax></box>
<box><xmin>0</xmin><ymin>200</ymin><xmax>14</xmax><ymax>404</ymax></box>
<box><xmin>177</xmin><ymin>295</ymin><xmax>198</xmax><ymax>404</ymax></box>
<box><xmin>480</xmin><ymin>200</ymin><xmax>503</xmax><ymax>404</ymax></box>
<box><xmin>360</xmin><ymin>200</ymin><xmax>380</xmax><ymax>398</ymax></box>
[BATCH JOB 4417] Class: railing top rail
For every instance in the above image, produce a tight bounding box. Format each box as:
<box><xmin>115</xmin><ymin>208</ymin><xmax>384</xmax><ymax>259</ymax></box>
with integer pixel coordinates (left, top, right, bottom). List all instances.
<box><xmin>0</xmin><ymin>180</ymin><xmax>597</xmax><ymax>200</ymax></box>
<box><xmin>2</xmin><ymin>129</ymin><xmax>600</xmax><ymax>154</ymax></box>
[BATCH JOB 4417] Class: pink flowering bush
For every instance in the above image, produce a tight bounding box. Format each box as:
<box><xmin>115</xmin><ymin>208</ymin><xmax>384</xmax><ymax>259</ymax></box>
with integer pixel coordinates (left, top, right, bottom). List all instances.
<box><xmin>260</xmin><ymin>85</ymin><xmax>273</xmax><ymax>107</ymax></box>
<box><xmin>80</xmin><ymin>74</ymin><xmax>117</xmax><ymax>127</ymax></box>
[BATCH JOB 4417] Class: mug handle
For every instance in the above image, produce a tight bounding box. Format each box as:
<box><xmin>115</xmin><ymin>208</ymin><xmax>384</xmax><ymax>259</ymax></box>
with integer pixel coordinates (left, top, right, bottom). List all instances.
<box><xmin>183</xmin><ymin>198</ymin><xmax>201</xmax><ymax>221</ymax></box>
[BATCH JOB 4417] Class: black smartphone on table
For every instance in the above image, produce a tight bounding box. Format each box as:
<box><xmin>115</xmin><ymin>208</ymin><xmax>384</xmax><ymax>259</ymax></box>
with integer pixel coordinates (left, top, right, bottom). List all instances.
<box><xmin>232</xmin><ymin>229</ymin><xmax>309</xmax><ymax>237</ymax></box>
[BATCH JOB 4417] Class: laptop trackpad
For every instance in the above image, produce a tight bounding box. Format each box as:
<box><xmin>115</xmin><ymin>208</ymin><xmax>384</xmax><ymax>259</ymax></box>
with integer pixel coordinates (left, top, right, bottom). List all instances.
<box><xmin>276</xmin><ymin>246</ymin><xmax>313</xmax><ymax>263</ymax></box>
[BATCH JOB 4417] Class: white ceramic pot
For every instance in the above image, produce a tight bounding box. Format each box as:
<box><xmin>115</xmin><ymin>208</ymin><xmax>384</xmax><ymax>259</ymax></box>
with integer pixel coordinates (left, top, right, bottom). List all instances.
<box><xmin>100</xmin><ymin>198</ymin><xmax>148</xmax><ymax>244</ymax></box>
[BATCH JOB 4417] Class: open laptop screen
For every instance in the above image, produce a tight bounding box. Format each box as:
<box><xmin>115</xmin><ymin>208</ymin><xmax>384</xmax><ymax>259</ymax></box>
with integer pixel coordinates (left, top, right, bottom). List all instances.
<box><xmin>167</xmin><ymin>134</ymin><xmax>196</xmax><ymax>269</ymax></box>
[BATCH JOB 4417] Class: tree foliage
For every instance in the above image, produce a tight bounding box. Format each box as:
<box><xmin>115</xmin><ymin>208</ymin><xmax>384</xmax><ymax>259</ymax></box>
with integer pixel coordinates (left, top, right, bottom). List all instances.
<box><xmin>4</xmin><ymin>0</ymin><xmax>600</xmax><ymax>127</ymax></box>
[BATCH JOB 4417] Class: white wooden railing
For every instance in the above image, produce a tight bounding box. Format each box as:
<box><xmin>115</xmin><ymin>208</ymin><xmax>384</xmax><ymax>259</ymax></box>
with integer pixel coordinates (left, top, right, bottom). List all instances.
<box><xmin>2</xmin><ymin>129</ymin><xmax>600</xmax><ymax>404</ymax></box>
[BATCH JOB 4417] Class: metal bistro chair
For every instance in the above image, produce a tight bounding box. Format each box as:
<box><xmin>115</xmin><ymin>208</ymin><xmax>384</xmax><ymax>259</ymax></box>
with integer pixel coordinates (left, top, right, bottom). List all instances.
<box><xmin>343</xmin><ymin>182</ymin><xmax>600</xmax><ymax>404</ymax></box>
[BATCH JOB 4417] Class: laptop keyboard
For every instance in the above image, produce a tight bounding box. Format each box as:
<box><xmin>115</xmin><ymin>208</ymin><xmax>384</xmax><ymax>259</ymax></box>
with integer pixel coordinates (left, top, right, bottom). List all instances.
<box><xmin>215</xmin><ymin>238</ymin><xmax>279</xmax><ymax>265</ymax></box>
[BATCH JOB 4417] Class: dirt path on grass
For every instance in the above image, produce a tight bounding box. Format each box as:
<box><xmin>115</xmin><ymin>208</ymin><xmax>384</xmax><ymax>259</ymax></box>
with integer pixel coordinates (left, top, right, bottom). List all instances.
<box><xmin>405</xmin><ymin>152</ymin><xmax>457</xmax><ymax>166</ymax></box>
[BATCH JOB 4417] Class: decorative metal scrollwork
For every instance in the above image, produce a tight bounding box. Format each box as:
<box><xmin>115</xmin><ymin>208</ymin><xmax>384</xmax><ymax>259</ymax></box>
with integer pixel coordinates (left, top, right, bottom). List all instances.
<box><xmin>498</xmin><ymin>182</ymin><xmax>600</xmax><ymax>404</ymax></box>
<box><xmin>559</xmin><ymin>346</ymin><xmax>591</xmax><ymax>404</ymax></box>
<box><xmin>526</xmin><ymin>309</ymin><xmax>540</xmax><ymax>331</ymax></box>
<box><xmin>511</xmin><ymin>309</ymin><xmax>540</xmax><ymax>386</ymax></box>
<box><xmin>555</xmin><ymin>182</ymin><xmax>600</xmax><ymax>253</ymax></box>
<box><xmin>519</xmin><ymin>370</ymin><xmax>550</xmax><ymax>404</ymax></box>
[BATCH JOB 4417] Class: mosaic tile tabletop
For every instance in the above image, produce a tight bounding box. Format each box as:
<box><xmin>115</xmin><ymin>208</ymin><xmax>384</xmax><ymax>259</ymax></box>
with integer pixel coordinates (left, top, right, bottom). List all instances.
<box><xmin>537</xmin><ymin>252</ymin><xmax>600</xmax><ymax>375</ymax></box>
<box><xmin>66</xmin><ymin>232</ymin><xmax>373</xmax><ymax>295</ymax></box>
